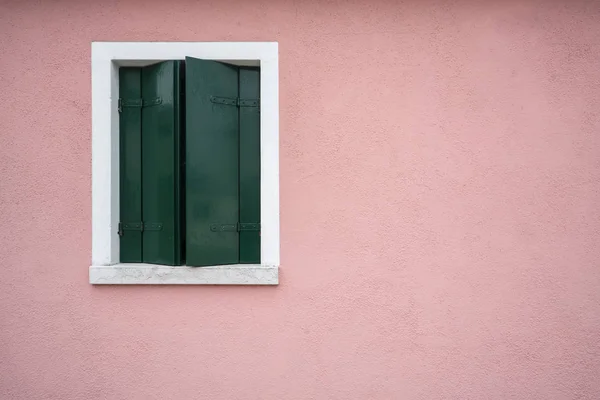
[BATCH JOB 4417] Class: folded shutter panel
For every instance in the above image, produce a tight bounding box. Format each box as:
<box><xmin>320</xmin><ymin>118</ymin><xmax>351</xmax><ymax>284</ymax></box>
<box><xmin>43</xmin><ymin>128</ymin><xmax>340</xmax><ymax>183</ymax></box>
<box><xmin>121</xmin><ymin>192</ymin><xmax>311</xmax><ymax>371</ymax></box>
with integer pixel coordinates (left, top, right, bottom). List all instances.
<box><xmin>238</xmin><ymin>67</ymin><xmax>261</xmax><ymax>264</ymax></box>
<box><xmin>185</xmin><ymin>57</ymin><xmax>240</xmax><ymax>266</ymax></box>
<box><xmin>119</xmin><ymin>67</ymin><xmax>143</xmax><ymax>263</ymax></box>
<box><xmin>140</xmin><ymin>60</ymin><xmax>182</xmax><ymax>265</ymax></box>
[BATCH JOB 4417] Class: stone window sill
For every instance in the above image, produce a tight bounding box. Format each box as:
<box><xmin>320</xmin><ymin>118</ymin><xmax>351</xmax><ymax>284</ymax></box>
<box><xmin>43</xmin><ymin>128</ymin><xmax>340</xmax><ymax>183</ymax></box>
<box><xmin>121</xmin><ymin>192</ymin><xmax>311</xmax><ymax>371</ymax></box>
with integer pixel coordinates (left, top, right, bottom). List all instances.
<box><xmin>89</xmin><ymin>264</ymin><xmax>279</xmax><ymax>285</ymax></box>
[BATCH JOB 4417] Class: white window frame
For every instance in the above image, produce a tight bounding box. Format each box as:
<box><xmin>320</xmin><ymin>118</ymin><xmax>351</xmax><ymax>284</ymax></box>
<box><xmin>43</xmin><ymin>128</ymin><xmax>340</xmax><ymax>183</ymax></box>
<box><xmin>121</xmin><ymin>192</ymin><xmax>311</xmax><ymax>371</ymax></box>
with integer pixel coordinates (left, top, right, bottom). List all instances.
<box><xmin>89</xmin><ymin>42</ymin><xmax>279</xmax><ymax>285</ymax></box>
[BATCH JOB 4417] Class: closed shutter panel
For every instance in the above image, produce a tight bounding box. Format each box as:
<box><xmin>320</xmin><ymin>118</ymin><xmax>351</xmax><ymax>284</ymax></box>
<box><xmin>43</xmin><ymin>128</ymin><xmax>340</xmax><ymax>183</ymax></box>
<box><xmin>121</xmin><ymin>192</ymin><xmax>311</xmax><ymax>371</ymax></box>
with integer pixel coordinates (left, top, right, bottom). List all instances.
<box><xmin>185</xmin><ymin>57</ymin><xmax>240</xmax><ymax>266</ymax></box>
<box><xmin>238</xmin><ymin>67</ymin><xmax>261</xmax><ymax>264</ymax></box>
<box><xmin>140</xmin><ymin>60</ymin><xmax>183</xmax><ymax>265</ymax></box>
<box><xmin>119</xmin><ymin>67</ymin><xmax>143</xmax><ymax>263</ymax></box>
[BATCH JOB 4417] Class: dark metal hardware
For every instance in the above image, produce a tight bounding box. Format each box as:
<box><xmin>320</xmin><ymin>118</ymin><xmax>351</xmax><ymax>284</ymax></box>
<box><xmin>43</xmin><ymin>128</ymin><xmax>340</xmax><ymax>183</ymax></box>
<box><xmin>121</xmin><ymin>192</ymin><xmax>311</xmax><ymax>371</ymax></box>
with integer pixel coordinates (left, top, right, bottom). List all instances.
<box><xmin>209</xmin><ymin>96</ymin><xmax>259</xmax><ymax>108</ymax></box>
<box><xmin>144</xmin><ymin>222</ymin><xmax>163</xmax><ymax>231</ymax></box>
<box><xmin>210</xmin><ymin>96</ymin><xmax>237</xmax><ymax>106</ymax></box>
<box><xmin>118</xmin><ymin>222</ymin><xmax>141</xmax><ymax>236</ymax></box>
<box><xmin>118</xmin><ymin>97</ymin><xmax>163</xmax><ymax>112</ymax></box>
<box><xmin>118</xmin><ymin>222</ymin><xmax>163</xmax><ymax>236</ymax></box>
<box><xmin>209</xmin><ymin>223</ymin><xmax>261</xmax><ymax>232</ymax></box>
<box><xmin>238</xmin><ymin>223</ymin><xmax>260</xmax><ymax>231</ymax></box>
<box><xmin>210</xmin><ymin>224</ymin><xmax>237</xmax><ymax>232</ymax></box>
<box><xmin>238</xmin><ymin>99</ymin><xmax>259</xmax><ymax>107</ymax></box>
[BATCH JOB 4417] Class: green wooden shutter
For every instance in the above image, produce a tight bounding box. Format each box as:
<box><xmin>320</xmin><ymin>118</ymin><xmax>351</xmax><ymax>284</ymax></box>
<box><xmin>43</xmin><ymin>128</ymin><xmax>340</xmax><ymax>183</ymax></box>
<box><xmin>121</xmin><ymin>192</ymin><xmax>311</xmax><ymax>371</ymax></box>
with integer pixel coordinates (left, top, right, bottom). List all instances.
<box><xmin>119</xmin><ymin>67</ymin><xmax>143</xmax><ymax>262</ymax></box>
<box><xmin>185</xmin><ymin>57</ymin><xmax>240</xmax><ymax>266</ymax></box>
<box><xmin>140</xmin><ymin>61</ymin><xmax>182</xmax><ymax>265</ymax></box>
<box><xmin>239</xmin><ymin>67</ymin><xmax>261</xmax><ymax>263</ymax></box>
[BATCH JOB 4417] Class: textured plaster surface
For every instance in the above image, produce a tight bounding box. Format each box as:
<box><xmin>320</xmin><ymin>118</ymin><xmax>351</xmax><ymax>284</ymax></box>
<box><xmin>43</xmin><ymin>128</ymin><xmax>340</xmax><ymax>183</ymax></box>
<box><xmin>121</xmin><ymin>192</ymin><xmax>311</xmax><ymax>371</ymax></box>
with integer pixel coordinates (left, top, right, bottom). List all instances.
<box><xmin>2</xmin><ymin>0</ymin><xmax>600</xmax><ymax>399</ymax></box>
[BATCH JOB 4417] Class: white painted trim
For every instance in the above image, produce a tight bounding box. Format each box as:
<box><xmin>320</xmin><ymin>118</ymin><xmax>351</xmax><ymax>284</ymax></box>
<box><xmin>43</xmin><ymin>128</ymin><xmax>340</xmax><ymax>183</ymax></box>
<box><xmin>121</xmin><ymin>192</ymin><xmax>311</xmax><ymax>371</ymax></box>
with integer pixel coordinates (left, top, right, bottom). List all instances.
<box><xmin>90</xmin><ymin>265</ymin><xmax>278</xmax><ymax>285</ymax></box>
<box><xmin>91</xmin><ymin>42</ymin><xmax>279</xmax><ymax>285</ymax></box>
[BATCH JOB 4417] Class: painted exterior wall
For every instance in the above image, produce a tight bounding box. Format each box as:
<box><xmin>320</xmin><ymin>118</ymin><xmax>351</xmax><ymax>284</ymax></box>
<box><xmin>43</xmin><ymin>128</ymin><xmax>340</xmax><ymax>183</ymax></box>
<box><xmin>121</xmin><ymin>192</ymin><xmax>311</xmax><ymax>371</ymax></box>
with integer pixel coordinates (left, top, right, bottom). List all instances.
<box><xmin>1</xmin><ymin>0</ymin><xmax>600</xmax><ymax>398</ymax></box>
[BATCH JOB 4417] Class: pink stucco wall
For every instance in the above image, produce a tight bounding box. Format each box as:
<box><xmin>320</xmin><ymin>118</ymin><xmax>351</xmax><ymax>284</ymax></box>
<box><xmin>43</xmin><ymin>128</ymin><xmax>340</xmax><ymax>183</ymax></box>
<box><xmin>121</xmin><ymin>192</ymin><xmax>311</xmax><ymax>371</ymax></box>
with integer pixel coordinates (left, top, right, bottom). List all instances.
<box><xmin>2</xmin><ymin>0</ymin><xmax>600</xmax><ymax>398</ymax></box>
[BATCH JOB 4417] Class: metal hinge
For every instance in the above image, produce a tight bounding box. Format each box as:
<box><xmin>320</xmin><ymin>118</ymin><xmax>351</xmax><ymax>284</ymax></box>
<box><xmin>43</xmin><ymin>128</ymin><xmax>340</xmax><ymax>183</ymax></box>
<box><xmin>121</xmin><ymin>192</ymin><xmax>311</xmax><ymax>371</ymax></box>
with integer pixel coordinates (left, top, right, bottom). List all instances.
<box><xmin>209</xmin><ymin>223</ymin><xmax>260</xmax><ymax>232</ymax></box>
<box><xmin>118</xmin><ymin>97</ymin><xmax>163</xmax><ymax>112</ymax></box>
<box><xmin>210</xmin><ymin>96</ymin><xmax>259</xmax><ymax>108</ymax></box>
<box><xmin>118</xmin><ymin>222</ymin><xmax>163</xmax><ymax>236</ymax></box>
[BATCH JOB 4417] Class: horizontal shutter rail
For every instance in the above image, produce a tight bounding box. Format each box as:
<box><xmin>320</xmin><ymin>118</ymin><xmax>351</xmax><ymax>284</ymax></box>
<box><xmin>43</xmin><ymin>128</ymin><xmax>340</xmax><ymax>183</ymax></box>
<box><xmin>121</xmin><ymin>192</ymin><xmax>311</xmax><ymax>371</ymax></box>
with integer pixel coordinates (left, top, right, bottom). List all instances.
<box><xmin>238</xmin><ymin>98</ymin><xmax>259</xmax><ymax>107</ymax></box>
<box><xmin>118</xmin><ymin>221</ymin><xmax>163</xmax><ymax>236</ymax></box>
<box><xmin>209</xmin><ymin>223</ymin><xmax>260</xmax><ymax>232</ymax></box>
<box><xmin>118</xmin><ymin>97</ymin><xmax>163</xmax><ymax>112</ymax></box>
<box><xmin>238</xmin><ymin>223</ymin><xmax>260</xmax><ymax>231</ymax></box>
<box><xmin>210</xmin><ymin>96</ymin><xmax>237</xmax><ymax>106</ymax></box>
<box><xmin>120</xmin><ymin>222</ymin><xmax>143</xmax><ymax>231</ymax></box>
<box><xmin>210</xmin><ymin>224</ymin><xmax>237</xmax><ymax>232</ymax></box>
<box><xmin>209</xmin><ymin>96</ymin><xmax>259</xmax><ymax>108</ymax></box>
<box><xmin>144</xmin><ymin>222</ymin><xmax>163</xmax><ymax>231</ymax></box>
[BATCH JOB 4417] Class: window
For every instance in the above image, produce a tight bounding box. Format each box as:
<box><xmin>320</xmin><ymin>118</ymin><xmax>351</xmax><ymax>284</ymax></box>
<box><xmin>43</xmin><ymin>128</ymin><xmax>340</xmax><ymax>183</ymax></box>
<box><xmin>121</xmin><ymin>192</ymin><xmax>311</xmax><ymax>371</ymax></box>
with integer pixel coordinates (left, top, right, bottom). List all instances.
<box><xmin>90</xmin><ymin>42</ymin><xmax>279</xmax><ymax>285</ymax></box>
<box><xmin>119</xmin><ymin>58</ymin><xmax>260</xmax><ymax>266</ymax></box>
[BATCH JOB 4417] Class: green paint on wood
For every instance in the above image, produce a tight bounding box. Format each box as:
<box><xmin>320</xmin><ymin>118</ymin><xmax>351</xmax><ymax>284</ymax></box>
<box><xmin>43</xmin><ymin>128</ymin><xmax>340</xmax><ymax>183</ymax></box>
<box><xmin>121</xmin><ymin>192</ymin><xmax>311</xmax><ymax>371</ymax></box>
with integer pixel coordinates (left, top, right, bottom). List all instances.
<box><xmin>239</xmin><ymin>67</ymin><xmax>261</xmax><ymax>264</ymax></box>
<box><xmin>185</xmin><ymin>57</ymin><xmax>240</xmax><ymax>266</ymax></box>
<box><xmin>119</xmin><ymin>59</ymin><xmax>261</xmax><ymax>267</ymax></box>
<box><xmin>119</xmin><ymin>67</ymin><xmax>143</xmax><ymax>263</ymax></box>
<box><xmin>140</xmin><ymin>60</ymin><xmax>182</xmax><ymax>265</ymax></box>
